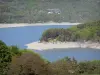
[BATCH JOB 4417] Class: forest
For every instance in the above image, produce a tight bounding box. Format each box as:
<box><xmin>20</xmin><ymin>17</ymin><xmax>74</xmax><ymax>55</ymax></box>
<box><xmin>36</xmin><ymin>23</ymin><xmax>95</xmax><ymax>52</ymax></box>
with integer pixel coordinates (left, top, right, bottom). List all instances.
<box><xmin>0</xmin><ymin>40</ymin><xmax>100</xmax><ymax>75</ymax></box>
<box><xmin>0</xmin><ymin>0</ymin><xmax>100</xmax><ymax>23</ymax></box>
<box><xmin>40</xmin><ymin>20</ymin><xmax>100</xmax><ymax>42</ymax></box>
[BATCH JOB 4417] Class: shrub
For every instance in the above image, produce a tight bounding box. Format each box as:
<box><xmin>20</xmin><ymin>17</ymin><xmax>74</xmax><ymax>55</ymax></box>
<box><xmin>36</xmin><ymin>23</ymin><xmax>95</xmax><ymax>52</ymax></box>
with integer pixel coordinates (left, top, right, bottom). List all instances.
<box><xmin>7</xmin><ymin>52</ymin><xmax>53</xmax><ymax>75</ymax></box>
<box><xmin>0</xmin><ymin>40</ymin><xmax>12</xmax><ymax>75</ymax></box>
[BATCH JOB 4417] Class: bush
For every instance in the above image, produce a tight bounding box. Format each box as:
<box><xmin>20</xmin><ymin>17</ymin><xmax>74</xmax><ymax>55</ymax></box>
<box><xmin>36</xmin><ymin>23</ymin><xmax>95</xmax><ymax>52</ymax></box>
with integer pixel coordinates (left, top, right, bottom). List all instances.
<box><xmin>0</xmin><ymin>40</ymin><xmax>12</xmax><ymax>75</ymax></box>
<box><xmin>7</xmin><ymin>52</ymin><xmax>53</xmax><ymax>75</ymax></box>
<box><xmin>9</xmin><ymin>45</ymin><xmax>21</xmax><ymax>56</ymax></box>
<box><xmin>50</xmin><ymin>57</ymin><xmax>77</xmax><ymax>75</ymax></box>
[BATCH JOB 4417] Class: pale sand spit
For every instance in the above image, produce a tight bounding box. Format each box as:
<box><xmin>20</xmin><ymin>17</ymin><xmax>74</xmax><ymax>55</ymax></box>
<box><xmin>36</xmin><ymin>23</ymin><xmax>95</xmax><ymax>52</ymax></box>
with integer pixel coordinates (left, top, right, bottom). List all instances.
<box><xmin>25</xmin><ymin>41</ymin><xmax>100</xmax><ymax>51</ymax></box>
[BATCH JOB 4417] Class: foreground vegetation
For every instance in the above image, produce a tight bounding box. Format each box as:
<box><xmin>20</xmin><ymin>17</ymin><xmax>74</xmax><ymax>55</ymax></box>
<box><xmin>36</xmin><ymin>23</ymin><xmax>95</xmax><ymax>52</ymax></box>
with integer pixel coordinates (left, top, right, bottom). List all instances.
<box><xmin>0</xmin><ymin>40</ymin><xmax>100</xmax><ymax>75</ymax></box>
<box><xmin>40</xmin><ymin>20</ymin><xmax>100</xmax><ymax>42</ymax></box>
<box><xmin>0</xmin><ymin>0</ymin><xmax>100</xmax><ymax>23</ymax></box>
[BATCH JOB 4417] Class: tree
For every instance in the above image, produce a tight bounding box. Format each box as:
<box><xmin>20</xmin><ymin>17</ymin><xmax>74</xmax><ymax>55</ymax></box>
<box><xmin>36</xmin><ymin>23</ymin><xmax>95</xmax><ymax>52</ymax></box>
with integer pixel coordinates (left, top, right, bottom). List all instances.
<box><xmin>9</xmin><ymin>45</ymin><xmax>21</xmax><ymax>56</ymax></box>
<box><xmin>77</xmin><ymin>60</ymin><xmax>100</xmax><ymax>74</ymax></box>
<box><xmin>7</xmin><ymin>52</ymin><xmax>53</xmax><ymax>75</ymax></box>
<box><xmin>0</xmin><ymin>40</ymin><xmax>12</xmax><ymax>75</ymax></box>
<box><xmin>50</xmin><ymin>57</ymin><xmax>78</xmax><ymax>75</ymax></box>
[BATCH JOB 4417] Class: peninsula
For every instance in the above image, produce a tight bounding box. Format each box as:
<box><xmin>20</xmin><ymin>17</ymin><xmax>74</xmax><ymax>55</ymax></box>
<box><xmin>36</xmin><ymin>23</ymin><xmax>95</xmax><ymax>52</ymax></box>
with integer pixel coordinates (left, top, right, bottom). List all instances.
<box><xmin>25</xmin><ymin>21</ymin><xmax>100</xmax><ymax>51</ymax></box>
<box><xmin>25</xmin><ymin>41</ymin><xmax>100</xmax><ymax>51</ymax></box>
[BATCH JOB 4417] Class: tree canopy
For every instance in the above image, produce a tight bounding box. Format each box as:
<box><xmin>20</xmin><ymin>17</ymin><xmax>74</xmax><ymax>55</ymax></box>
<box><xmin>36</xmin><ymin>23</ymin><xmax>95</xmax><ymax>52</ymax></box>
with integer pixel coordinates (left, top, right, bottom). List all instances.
<box><xmin>0</xmin><ymin>0</ymin><xmax>100</xmax><ymax>23</ymax></box>
<box><xmin>0</xmin><ymin>40</ymin><xmax>100</xmax><ymax>75</ymax></box>
<box><xmin>0</xmin><ymin>40</ymin><xmax>12</xmax><ymax>75</ymax></box>
<box><xmin>40</xmin><ymin>20</ymin><xmax>100</xmax><ymax>42</ymax></box>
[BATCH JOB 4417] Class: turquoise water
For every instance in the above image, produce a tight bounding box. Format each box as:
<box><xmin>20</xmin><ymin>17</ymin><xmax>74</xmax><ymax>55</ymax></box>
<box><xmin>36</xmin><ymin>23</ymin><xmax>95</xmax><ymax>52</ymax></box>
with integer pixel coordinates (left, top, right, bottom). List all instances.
<box><xmin>0</xmin><ymin>25</ymin><xmax>100</xmax><ymax>62</ymax></box>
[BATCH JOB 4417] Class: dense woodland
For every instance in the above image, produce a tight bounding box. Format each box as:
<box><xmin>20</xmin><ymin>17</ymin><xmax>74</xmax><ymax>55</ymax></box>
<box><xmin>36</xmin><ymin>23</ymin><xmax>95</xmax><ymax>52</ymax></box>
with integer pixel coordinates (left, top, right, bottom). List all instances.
<box><xmin>40</xmin><ymin>20</ymin><xmax>100</xmax><ymax>42</ymax></box>
<box><xmin>0</xmin><ymin>40</ymin><xmax>100</xmax><ymax>75</ymax></box>
<box><xmin>0</xmin><ymin>0</ymin><xmax>100</xmax><ymax>23</ymax></box>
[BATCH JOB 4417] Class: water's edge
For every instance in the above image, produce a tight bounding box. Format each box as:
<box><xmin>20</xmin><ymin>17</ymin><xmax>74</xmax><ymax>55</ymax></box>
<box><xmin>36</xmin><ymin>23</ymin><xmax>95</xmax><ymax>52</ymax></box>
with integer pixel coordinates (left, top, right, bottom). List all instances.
<box><xmin>26</xmin><ymin>41</ymin><xmax>100</xmax><ymax>51</ymax></box>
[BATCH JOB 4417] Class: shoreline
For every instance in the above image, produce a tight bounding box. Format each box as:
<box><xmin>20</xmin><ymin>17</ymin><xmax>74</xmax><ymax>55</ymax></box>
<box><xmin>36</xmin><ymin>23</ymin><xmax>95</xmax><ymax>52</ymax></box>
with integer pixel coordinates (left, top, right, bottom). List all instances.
<box><xmin>0</xmin><ymin>22</ymin><xmax>81</xmax><ymax>28</ymax></box>
<box><xmin>25</xmin><ymin>41</ymin><xmax>100</xmax><ymax>51</ymax></box>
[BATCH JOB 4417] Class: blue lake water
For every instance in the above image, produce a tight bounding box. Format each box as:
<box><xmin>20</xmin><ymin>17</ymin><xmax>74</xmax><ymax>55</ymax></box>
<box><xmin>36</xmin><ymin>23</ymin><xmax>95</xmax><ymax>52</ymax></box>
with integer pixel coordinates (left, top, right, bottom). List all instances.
<box><xmin>0</xmin><ymin>25</ymin><xmax>100</xmax><ymax>62</ymax></box>
<box><xmin>34</xmin><ymin>48</ymin><xmax>100</xmax><ymax>62</ymax></box>
<box><xmin>0</xmin><ymin>25</ymin><xmax>71</xmax><ymax>48</ymax></box>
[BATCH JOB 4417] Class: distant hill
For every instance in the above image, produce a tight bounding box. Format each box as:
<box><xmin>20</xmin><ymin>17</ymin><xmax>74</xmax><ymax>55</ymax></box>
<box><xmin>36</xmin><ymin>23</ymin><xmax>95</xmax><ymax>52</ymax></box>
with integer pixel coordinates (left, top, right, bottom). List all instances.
<box><xmin>0</xmin><ymin>0</ymin><xmax>100</xmax><ymax>23</ymax></box>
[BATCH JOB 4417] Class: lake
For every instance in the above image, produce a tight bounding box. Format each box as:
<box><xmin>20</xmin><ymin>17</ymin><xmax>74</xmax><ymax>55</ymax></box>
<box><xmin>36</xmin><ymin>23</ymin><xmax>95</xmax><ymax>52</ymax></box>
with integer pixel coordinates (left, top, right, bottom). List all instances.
<box><xmin>0</xmin><ymin>25</ymin><xmax>71</xmax><ymax>48</ymax></box>
<box><xmin>0</xmin><ymin>25</ymin><xmax>100</xmax><ymax>62</ymax></box>
<box><xmin>34</xmin><ymin>48</ymin><xmax>100</xmax><ymax>62</ymax></box>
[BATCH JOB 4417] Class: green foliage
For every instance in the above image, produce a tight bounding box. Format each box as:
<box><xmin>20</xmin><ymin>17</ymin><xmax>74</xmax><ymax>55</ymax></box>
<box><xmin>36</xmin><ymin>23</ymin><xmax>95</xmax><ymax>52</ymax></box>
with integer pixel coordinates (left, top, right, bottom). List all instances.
<box><xmin>50</xmin><ymin>57</ymin><xmax>100</xmax><ymax>75</ymax></box>
<box><xmin>50</xmin><ymin>57</ymin><xmax>77</xmax><ymax>75</ymax></box>
<box><xmin>0</xmin><ymin>0</ymin><xmax>100</xmax><ymax>23</ymax></box>
<box><xmin>40</xmin><ymin>20</ymin><xmax>100</xmax><ymax>42</ymax></box>
<box><xmin>0</xmin><ymin>40</ymin><xmax>100</xmax><ymax>75</ymax></box>
<box><xmin>0</xmin><ymin>40</ymin><xmax>52</xmax><ymax>75</ymax></box>
<box><xmin>7</xmin><ymin>52</ymin><xmax>53</xmax><ymax>75</ymax></box>
<box><xmin>72</xmin><ymin>20</ymin><xmax>100</xmax><ymax>42</ymax></box>
<box><xmin>9</xmin><ymin>45</ymin><xmax>21</xmax><ymax>56</ymax></box>
<box><xmin>0</xmin><ymin>40</ymin><xmax>12</xmax><ymax>75</ymax></box>
<box><xmin>40</xmin><ymin>28</ymin><xmax>72</xmax><ymax>42</ymax></box>
<box><xmin>77</xmin><ymin>60</ymin><xmax>100</xmax><ymax>74</ymax></box>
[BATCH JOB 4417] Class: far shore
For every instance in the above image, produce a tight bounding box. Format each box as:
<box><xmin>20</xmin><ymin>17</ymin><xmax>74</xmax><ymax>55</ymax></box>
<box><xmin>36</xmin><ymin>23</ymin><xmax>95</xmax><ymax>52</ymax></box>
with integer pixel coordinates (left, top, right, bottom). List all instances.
<box><xmin>0</xmin><ymin>22</ymin><xmax>81</xmax><ymax>28</ymax></box>
<box><xmin>25</xmin><ymin>41</ymin><xmax>100</xmax><ymax>51</ymax></box>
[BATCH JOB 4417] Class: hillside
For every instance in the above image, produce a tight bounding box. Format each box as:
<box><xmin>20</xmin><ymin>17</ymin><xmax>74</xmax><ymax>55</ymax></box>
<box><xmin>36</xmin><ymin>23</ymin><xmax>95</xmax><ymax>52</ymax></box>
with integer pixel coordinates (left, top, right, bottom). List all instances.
<box><xmin>40</xmin><ymin>20</ymin><xmax>100</xmax><ymax>42</ymax></box>
<box><xmin>0</xmin><ymin>0</ymin><xmax>100</xmax><ymax>23</ymax></box>
<box><xmin>0</xmin><ymin>40</ymin><xmax>100</xmax><ymax>75</ymax></box>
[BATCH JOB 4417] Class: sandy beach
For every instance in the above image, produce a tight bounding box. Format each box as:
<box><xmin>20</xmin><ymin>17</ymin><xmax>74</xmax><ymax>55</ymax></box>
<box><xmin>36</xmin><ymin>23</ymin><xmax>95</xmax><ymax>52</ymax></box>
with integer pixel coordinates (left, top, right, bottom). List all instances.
<box><xmin>25</xmin><ymin>41</ymin><xmax>100</xmax><ymax>51</ymax></box>
<box><xmin>0</xmin><ymin>22</ymin><xmax>81</xmax><ymax>28</ymax></box>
